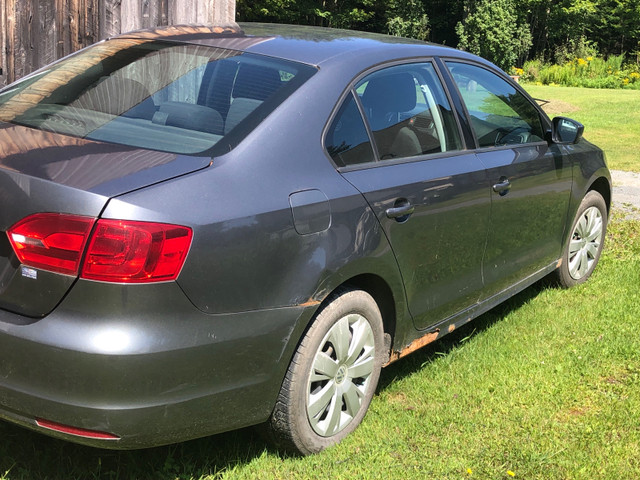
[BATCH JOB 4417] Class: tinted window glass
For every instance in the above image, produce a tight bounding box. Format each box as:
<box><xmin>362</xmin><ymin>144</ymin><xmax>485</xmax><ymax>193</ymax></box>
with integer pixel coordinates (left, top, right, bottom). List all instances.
<box><xmin>326</xmin><ymin>92</ymin><xmax>375</xmax><ymax>167</ymax></box>
<box><xmin>356</xmin><ymin>63</ymin><xmax>461</xmax><ymax>160</ymax></box>
<box><xmin>446</xmin><ymin>62</ymin><xmax>544</xmax><ymax>148</ymax></box>
<box><xmin>0</xmin><ymin>40</ymin><xmax>315</xmax><ymax>155</ymax></box>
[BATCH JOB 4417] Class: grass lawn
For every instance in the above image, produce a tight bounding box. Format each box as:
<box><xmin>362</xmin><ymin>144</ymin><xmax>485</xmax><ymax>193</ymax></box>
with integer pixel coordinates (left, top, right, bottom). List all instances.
<box><xmin>522</xmin><ymin>84</ymin><xmax>640</xmax><ymax>172</ymax></box>
<box><xmin>1</xmin><ymin>212</ymin><xmax>639</xmax><ymax>479</ymax></box>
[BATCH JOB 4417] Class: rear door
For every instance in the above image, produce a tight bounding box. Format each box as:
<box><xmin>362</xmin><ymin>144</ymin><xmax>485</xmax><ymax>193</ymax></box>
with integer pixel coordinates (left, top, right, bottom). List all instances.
<box><xmin>444</xmin><ymin>61</ymin><xmax>573</xmax><ymax>298</ymax></box>
<box><xmin>327</xmin><ymin>62</ymin><xmax>491</xmax><ymax>330</ymax></box>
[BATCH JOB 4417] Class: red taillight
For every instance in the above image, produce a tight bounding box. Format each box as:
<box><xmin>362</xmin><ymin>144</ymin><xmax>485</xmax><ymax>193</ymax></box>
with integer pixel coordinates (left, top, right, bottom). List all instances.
<box><xmin>81</xmin><ymin>219</ymin><xmax>192</xmax><ymax>283</ymax></box>
<box><xmin>7</xmin><ymin>213</ymin><xmax>96</xmax><ymax>275</ymax></box>
<box><xmin>7</xmin><ymin>214</ymin><xmax>192</xmax><ymax>283</ymax></box>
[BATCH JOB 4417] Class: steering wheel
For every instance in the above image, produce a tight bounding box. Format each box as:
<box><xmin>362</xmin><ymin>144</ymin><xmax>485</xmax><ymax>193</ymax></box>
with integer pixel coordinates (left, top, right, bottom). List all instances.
<box><xmin>495</xmin><ymin>126</ymin><xmax>531</xmax><ymax>146</ymax></box>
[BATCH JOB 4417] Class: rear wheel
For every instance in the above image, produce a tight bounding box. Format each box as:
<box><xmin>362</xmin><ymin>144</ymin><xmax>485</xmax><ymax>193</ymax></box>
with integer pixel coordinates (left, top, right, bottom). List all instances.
<box><xmin>556</xmin><ymin>190</ymin><xmax>607</xmax><ymax>288</ymax></box>
<box><xmin>267</xmin><ymin>289</ymin><xmax>384</xmax><ymax>455</ymax></box>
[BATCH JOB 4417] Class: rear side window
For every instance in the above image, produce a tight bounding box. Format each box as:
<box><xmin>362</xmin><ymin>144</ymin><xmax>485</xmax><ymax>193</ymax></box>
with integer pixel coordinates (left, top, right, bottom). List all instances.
<box><xmin>357</xmin><ymin>63</ymin><xmax>462</xmax><ymax>161</ymax></box>
<box><xmin>445</xmin><ymin>61</ymin><xmax>544</xmax><ymax>148</ymax></box>
<box><xmin>326</xmin><ymin>92</ymin><xmax>375</xmax><ymax>167</ymax></box>
<box><xmin>326</xmin><ymin>62</ymin><xmax>462</xmax><ymax>167</ymax></box>
<box><xmin>0</xmin><ymin>40</ymin><xmax>315</xmax><ymax>155</ymax></box>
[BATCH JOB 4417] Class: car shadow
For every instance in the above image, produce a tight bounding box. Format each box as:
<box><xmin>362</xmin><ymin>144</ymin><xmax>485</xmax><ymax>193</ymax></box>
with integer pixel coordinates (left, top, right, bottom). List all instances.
<box><xmin>0</xmin><ymin>279</ymin><xmax>552</xmax><ymax>479</ymax></box>
<box><xmin>0</xmin><ymin>421</ymin><xmax>279</xmax><ymax>479</ymax></box>
<box><xmin>377</xmin><ymin>278</ymin><xmax>552</xmax><ymax>391</ymax></box>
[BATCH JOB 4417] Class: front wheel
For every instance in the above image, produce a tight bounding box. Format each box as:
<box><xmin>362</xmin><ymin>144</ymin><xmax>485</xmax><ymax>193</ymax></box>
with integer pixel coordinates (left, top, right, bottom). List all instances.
<box><xmin>266</xmin><ymin>289</ymin><xmax>384</xmax><ymax>455</ymax></box>
<box><xmin>555</xmin><ymin>190</ymin><xmax>607</xmax><ymax>288</ymax></box>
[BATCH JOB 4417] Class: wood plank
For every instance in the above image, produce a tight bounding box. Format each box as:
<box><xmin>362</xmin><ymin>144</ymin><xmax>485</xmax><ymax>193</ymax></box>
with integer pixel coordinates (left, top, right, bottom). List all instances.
<box><xmin>159</xmin><ymin>0</ymin><xmax>168</xmax><ymax>25</ymax></box>
<box><xmin>55</xmin><ymin>0</ymin><xmax>70</xmax><ymax>58</ymax></box>
<box><xmin>13</xmin><ymin>0</ymin><xmax>29</xmax><ymax>79</ymax></box>
<box><xmin>147</xmin><ymin>0</ymin><xmax>168</xmax><ymax>28</ymax></box>
<box><xmin>213</xmin><ymin>0</ymin><xmax>235</xmax><ymax>24</ymax></box>
<box><xmin>38</xmin><ymin>0</ymin><xmax>58</xmax><ymax>68</ymax></box>
<box><xmin>0</xmin><ymin>0</ymin><xmax>6</xmax><ymax>85</ymax></box>
<box><xmin>87</xmin><ymin>0</ymin><xmax>99</xmax><ymax>43</ymax></box>
<box><xmin>170</xmin><ymin>0</ymin><xmax>197</xmax><ymax>24</ymax></box>
<box><xmin>69</xmin><ymin>0</ymin><xmax>80</xmax><ymax>53</ymax></box>
<box><xmin>142</xmin><ymin>0</ymin><xmax>150</xmax><ymax>29</ymax></box>
<box><xmin>121</xmin><ymin>0</ymin><xmax>142</xmax><ymax>33</ymax></box>
<box><xmin>99</xmin><ymin>0</ymin><xmax>121</xmax><ymax>39</ymax></box>
<box><xmin>6</xmin><ymin>0</ymin><xmax>16</xmax><ymax>83</ymax></box>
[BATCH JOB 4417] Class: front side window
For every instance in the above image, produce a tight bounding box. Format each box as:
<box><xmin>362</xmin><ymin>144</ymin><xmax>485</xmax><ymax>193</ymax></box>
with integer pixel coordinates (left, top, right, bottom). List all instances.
<box><xmin>356</xmin><ymin>63</ymin><xmax>462</xmax><ymax>161</ymax></box>
<box><xmin>0</xmin><ymin>40</ymin><xmax>315</xmax><ymax>155</ymax></box>
<box><xmin>445</xmin><ymin>61</ymin><xmax>545</xmax><ymax>148</ymax></box>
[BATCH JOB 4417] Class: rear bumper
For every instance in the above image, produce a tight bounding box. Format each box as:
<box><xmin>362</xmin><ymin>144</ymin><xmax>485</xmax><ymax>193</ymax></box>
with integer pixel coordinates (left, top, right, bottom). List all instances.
<box><xmin>0</xmin><ymin>279</ymin><xmax>313</xmax><ymax>448</ymax></box>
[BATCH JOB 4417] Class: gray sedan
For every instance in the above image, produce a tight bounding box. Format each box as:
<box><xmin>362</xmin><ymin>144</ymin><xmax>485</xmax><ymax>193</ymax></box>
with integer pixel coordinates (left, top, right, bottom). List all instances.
<box><xmin>0</xmin><ymin>23</ymin><xmax>609</xmax><ymax>455</ymax></box>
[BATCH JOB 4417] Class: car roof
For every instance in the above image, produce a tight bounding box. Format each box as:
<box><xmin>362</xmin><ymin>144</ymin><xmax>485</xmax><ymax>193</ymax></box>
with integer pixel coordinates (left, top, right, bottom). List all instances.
<box><xmin>115</xmin><ymin>22</ymin><xmax>490</xmax><ymax>70</ymax></box>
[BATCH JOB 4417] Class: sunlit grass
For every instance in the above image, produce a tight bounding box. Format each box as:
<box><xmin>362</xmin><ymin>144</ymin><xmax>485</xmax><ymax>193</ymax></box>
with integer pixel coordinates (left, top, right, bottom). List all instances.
<box><xmin>523</xmin><ymin>84</ymin><xmax>640</xmax><ymax>171</ymax></box>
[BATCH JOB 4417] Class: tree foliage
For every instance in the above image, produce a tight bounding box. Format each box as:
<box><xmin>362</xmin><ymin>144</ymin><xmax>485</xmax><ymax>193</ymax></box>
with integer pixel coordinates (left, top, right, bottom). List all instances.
<box><xmin>236</xmin><ymin>0</ymin><xmax>387</xmax><ymax>31</ymax></box>
<box><xmin>386</xmin><ymin>0</ymin><xmax>429</xmax><ymax>41</ymax></box>
<box><xmin>236</xmin><ymin>0</ymin><xmax>640</xmax><ymax>68</ymax></box>
<box><xmin>456</xmin><ymin>0</ymin><xmax>532</xmax><ymax>69</ymax></box>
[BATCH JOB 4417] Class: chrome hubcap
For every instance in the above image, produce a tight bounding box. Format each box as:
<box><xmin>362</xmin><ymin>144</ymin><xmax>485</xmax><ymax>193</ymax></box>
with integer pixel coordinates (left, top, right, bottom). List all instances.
<box><xmin>568</xmin><ymin>206</ymin><xmax>603</xmax><ymax>280</ymax></box>
<box><xmin>306</xmin><ymin>313</ymin><xmax>375</xmax><ymax>437</ymax></box>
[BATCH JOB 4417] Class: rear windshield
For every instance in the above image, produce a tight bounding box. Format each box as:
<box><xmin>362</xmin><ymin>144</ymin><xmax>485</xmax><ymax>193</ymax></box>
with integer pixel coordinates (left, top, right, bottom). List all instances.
<box><xmin>0</xmin><ymin>39</ymin><xmax>315</xmax><ymax>155</ymax></box>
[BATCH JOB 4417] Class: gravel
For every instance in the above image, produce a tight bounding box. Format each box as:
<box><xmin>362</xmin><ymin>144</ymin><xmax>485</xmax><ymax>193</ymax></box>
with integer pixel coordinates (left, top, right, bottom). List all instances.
<box><xmin>611</xmin><ymin>170</ymin><xmax>640</xmax><ymax>220</ymax></box>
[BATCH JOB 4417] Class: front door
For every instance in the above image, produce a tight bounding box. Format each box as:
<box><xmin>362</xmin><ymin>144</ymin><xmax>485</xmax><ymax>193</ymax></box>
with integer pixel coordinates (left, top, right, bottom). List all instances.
<box><xmin>444</xmin><ymin>61</ymin><xmax>573</xmax><ymax>298</ymax></box>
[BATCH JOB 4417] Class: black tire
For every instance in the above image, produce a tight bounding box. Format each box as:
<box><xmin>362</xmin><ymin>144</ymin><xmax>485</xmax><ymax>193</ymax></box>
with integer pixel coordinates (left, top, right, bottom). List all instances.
<box><xmin>555</xmin><ymin>190</ymin><xmax>607</xmax><ymax>288</ymax></box>
<box><xmin>266</xmin><ymin>289</ymin><xmax>384</xmax><ymax>455</ymax></box>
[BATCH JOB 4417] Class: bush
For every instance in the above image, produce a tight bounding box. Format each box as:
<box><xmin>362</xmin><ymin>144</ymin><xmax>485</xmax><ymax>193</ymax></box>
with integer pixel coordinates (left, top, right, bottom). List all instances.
<box><xmin>520</xmin><ymin>55</ymin><xmax>640</xmax><ymax>89</ymax></box>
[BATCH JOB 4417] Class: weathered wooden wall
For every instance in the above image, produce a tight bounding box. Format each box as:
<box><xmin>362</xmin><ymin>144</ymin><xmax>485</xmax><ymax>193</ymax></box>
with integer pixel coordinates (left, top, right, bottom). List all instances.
<box><xmin>0</xmin><ymin>0</ymin><xmax>236</xmax><ymax>86</ymax></box>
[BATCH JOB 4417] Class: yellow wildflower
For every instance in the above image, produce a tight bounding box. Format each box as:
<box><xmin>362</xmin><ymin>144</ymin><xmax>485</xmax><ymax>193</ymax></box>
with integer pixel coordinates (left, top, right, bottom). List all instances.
<box><xmin>507</xmin><ymin>471</ymin><xmax>515</xmax><ymax>477</ymax></box>
<box><xmin>467</xmin><ymin>468</ymin><xmax>473</xmax><ymax>475</ymax></box>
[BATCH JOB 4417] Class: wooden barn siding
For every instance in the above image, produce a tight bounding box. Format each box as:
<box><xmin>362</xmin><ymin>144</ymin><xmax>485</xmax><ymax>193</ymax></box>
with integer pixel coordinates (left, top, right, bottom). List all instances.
<box><xmin>0</xmin><ymin>0</ymin><xmax>235</xmax><ymax>86</ymax></box>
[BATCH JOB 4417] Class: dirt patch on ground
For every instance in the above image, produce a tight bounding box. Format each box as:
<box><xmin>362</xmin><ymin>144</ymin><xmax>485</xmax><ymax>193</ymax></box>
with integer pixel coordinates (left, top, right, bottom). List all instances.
<box><xmin>537</xmin><ymin>98</ymin><xmax>581</xmax><ymax>117</ymax></box>
<box><xmin>611</xmin><ymin>170</ymin><xmax>640</xmax><ymax>220</ymax></box>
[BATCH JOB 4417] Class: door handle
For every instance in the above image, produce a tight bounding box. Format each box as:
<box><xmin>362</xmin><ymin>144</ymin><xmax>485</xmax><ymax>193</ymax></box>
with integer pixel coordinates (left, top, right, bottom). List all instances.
<box><xmin>385</xmin><ymin>202</ymin><xmax>415</xmax><ymax>220</ymax></box>
<box><xmin>492</xmin><ymin>177</ymin><xmax>511</xmax><ymax>196</ymax></box>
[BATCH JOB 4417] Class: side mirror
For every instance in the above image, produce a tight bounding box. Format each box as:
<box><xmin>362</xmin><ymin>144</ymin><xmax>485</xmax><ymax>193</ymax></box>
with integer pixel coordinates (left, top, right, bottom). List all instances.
<box><xmin>547</xmin><ymin>117</ymin><xmax>584</xmax><ymax>145</ymax></box>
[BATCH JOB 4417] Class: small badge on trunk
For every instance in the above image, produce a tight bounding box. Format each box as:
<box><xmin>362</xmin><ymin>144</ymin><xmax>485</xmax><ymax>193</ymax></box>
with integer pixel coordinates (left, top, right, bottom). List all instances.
<box><xmin>21</xmin><ymin>266</ymin><xmax>38</xmax><ymax>280</ymax></box>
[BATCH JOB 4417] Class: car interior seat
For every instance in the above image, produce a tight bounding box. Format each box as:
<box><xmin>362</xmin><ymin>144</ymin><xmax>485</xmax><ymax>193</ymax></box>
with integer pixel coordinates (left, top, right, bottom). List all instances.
<box><xmin>361</xmin><ymin>72</ymin><xmax>421</xmax><ymax>159</ymax></box>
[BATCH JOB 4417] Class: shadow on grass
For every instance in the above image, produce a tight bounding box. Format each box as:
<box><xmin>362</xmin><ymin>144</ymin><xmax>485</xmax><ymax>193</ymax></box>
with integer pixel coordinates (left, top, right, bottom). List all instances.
<box><xmin>0</xmin><ymin>280</ymin><xmax>553</xmax><ymax>480</ymax></box>
<box><xmin>0</xmin><ymin>421</ymin><xmax>279</xmax><ymax>480</ymax></box>
<box><xmin>377</xmin><ymin>278</ymin><xmax>552</xmax><ymax>391</ymax></box>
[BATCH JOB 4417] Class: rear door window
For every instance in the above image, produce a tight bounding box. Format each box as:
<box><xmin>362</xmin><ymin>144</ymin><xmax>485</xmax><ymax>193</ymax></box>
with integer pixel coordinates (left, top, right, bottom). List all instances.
<box><xmin>356</xmin><ymin>63</ymin><xmax>462</xmax><ymax>161</ymax></box>
<box><xmin>326</xmin><ymin>62</ymin><xmax>462</xmax><ymax>167</ymax></box>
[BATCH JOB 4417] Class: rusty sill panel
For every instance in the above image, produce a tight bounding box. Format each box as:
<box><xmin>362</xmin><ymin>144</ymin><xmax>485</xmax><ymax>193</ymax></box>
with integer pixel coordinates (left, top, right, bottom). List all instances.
<box><xmin>385</xmin><ymin>316</ymin><xmax>475</xmax><ymax>366</ymax></box>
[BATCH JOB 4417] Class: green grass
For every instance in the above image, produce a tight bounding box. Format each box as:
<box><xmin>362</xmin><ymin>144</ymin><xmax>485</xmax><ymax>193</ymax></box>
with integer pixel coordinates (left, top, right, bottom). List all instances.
<box><xmin>522</xmin><ymin>84</ymin><xmax>640</xmax><ymax>171</ymax></box>
<box><xmin>1</xmin><ymin>212</ymin><xmax>639</xmax><ymax>479</ymax></box>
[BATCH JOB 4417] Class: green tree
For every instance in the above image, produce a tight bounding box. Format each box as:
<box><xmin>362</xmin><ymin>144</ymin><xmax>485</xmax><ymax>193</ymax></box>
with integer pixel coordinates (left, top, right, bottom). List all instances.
<box><xmin>236</xmin><ymin>0</ymin><xmax>386</xmax><ymax>31</ymax></box>
<box><xmin>593</xmin><ymin>0</ymin><xmax>640</xmax><ymax>55</ymax></box>
<box><xmin>456</xmin><ymin>0</ymin><xmax>533</xmax><ymax>69</ymax></box>
<box><xmin>426</xmin><ymin>0</ymin><xmax>465</xmax><ymax>46</ymax></box>
<box><xmin>387</xmin><ymin>0</ymin><xmax>430</xmax><ymax>41</ymax></box>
